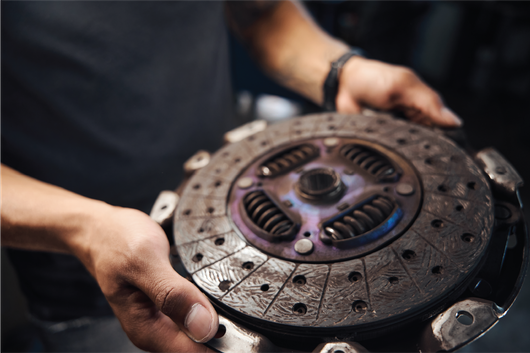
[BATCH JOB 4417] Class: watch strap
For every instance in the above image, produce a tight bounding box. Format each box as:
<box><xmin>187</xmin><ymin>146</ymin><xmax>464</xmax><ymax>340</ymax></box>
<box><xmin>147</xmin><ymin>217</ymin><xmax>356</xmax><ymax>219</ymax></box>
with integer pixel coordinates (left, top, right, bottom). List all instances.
<box><xmin>322</xmin><ymin>49</ymin><xmax>363</xmax><ymax>112</ymax></box>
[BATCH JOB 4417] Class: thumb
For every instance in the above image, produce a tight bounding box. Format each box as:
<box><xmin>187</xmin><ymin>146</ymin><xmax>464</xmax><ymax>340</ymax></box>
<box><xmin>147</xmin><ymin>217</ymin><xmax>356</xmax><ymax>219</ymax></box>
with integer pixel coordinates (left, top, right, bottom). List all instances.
<box><xmin>135</xmin><ymin>261</ymin><xmax>219</xmax><ymax>343</ymax></box>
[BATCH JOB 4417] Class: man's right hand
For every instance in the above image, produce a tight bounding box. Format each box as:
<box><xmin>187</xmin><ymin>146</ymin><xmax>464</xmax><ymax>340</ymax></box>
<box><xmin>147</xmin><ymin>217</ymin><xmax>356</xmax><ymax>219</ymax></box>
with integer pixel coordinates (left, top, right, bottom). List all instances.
<box><xmin>78</xmin><ymin>207</ymin><xmax>218</xmax><ymax>352</ymax></box>
<box><xmin>1</xmin><ymin>164</ymin><xmax>218</xmax><ymax>352</ymax></box>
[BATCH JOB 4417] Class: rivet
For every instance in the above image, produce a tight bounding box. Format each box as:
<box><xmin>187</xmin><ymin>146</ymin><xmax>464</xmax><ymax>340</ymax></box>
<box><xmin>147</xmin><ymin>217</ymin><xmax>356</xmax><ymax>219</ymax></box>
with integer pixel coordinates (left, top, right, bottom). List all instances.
<box><xmin>237</xmin><ymin>177</ymin><xmax>254</xmax><ymax>189</ymax></box>
<box><xmin>294</xmin><ymin>239</ymin><xmax>314</xmax><ymax>255</ymax></box>
<box><xmin>259</xmin><ymin>166</ymin><xmax>271</xmax><ymax>176</ymax></box>
<box><xmin>323</xmin><ymin>137</ymin><xmax>339</xmax><ymax>148</ymax></box>
<box><xmin>396</xmin><ymin>183</ymin><xmax>414</xmax><ymax>196</ymax></box>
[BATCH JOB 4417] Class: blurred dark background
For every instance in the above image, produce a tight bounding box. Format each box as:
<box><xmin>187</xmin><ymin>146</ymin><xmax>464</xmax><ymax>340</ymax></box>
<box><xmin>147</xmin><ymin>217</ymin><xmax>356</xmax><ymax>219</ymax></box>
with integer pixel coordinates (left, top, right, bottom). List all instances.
<box><xmin>3</xmin><ymin>1</ymin><xmax>530</xmax><ymax>352</ymax></box>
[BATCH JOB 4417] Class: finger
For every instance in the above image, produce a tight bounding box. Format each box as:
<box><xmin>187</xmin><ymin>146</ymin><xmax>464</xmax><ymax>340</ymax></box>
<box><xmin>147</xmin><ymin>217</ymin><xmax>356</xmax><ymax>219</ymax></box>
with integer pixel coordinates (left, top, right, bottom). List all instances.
<box><xmin>130</xmin><ymin>260</ymin><xmax>219</xmax><ymax>344</ymax></box>
<box><xmin>440</xmin><ymin>106</ymin><xmax>463</xmax><ymax>128</ymax></box>
<box><xmin>399</xmin><ymin>82</ymin><xmax>462</xmax><ymax>128</ymax></box>
<box><xmin>336</xmin><ymin>89</ymin><xmax>362</xmax><ymax>114</ymax></box>
<box><xmin>111</xmin><ymin>288</ymin><xmax>216</xmax><ymax>352</ymax></box>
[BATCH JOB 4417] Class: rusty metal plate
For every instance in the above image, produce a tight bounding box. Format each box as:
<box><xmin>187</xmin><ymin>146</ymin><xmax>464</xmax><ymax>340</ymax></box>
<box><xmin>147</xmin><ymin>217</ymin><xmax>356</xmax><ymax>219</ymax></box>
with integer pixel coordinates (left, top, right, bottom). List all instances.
<box><xmin>173</xmin><ymin>112</ymin><xmax>494</xmax><ymax>338</ymax></box>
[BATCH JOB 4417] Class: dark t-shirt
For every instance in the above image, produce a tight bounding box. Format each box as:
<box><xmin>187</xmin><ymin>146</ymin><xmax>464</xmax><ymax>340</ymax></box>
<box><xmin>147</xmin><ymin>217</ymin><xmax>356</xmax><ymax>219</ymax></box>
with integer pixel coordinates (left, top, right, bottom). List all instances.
<box><xmin>2</xmin><ymin>1</ymin><xmax>233</xmax><ymax>321</ymax></box>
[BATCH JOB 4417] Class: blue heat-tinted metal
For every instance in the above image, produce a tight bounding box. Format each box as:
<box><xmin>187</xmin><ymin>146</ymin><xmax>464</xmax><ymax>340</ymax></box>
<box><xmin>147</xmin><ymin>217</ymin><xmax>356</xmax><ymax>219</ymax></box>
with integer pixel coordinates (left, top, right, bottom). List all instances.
<box><xmin>355</xmin><ymin>207</ymin><xmax>403</xmax><ymax>246</ymax></box>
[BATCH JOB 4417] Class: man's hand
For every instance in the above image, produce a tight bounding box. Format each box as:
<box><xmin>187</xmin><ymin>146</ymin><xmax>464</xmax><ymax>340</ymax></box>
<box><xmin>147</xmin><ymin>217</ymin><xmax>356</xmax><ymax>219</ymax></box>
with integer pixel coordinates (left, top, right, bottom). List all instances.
<box><xmin>1</xmin><ymin>165</ymin><xmax>217</xmax><ymax>352</ymax></box>
<box><xmin>229</xmin><ymin>0</ymin><xmax>462</xmax><ymax>128</ymax></box>
<box><xmin>336</xmin><ymin>56</ymin><xmax>462</xmax><ymax>128</ymax></box>
<box><xmin>79</xmin><ymin>207</ymin><xmax>218</xmax><ymax>352</ymax></box>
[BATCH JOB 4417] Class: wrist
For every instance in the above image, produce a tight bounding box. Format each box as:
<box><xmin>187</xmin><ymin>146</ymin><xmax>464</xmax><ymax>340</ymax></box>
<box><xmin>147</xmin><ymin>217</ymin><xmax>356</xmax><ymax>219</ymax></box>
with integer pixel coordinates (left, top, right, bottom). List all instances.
<box><xmin>74</xmin><ymin>204</ymin><xmax>167</xmax><ymax>279</ymax></box>
<box><xmin>66</xmin><ymin>200</ymin><xmax>121</xmax><ymax>273</ymax></box>
<box><xmin>322</xmin><ymin>49</ymin><xmax>364</xmax><ymax>111</ymax></box>
<box><xmin>339</xmin><ymin>54</ymin><xmax>366</xmax><ymax>81</ymax></box>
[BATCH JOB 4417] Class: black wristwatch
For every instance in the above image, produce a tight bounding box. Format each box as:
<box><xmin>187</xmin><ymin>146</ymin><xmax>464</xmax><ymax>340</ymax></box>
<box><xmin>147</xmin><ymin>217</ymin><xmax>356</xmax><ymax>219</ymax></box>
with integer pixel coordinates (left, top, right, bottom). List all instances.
<box><xmin>322</xmin><ymin>49</ymin><xmax>364</xmax><ymax>112</ymax></box>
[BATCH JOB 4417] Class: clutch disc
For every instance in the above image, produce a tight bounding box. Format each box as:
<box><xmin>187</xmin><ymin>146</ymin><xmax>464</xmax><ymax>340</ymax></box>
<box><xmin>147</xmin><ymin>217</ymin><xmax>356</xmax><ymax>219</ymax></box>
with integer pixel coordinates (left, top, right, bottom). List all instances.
<box><xmin>152</xmin><ymin>112</ymin><xmax>527</xmax><ymax>352</ymax></box>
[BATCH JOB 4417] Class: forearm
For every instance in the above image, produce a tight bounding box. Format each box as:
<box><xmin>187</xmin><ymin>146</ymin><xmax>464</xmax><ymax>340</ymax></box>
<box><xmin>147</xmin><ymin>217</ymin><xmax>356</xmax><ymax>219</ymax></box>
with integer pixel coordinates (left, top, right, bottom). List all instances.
<box><xmin>1</xmin><ymin>164</ymin><xmax>111</xmax><ymax>260</ymax></box>
<box><xmin>230</xmin><ymin>0</ymin><xmax>349</xmax><ymax>105</ymax></box>
<box><xmin>1</xmin><ymin>163</ymin><xmax>218</xmax><ymax>350</ymax></box>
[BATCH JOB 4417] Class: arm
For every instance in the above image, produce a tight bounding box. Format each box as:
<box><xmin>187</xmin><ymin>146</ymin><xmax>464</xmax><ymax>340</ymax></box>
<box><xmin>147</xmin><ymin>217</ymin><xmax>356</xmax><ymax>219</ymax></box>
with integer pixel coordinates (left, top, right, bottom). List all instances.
<box><xmin>1</xmin><ymin>164</ymin><xmax>217</xmax><ymax>352</ymax></box>
<box><xmin>226</xmin><ymin>0</ymin><xmax>462</xmax><ymax>127</ymax></box>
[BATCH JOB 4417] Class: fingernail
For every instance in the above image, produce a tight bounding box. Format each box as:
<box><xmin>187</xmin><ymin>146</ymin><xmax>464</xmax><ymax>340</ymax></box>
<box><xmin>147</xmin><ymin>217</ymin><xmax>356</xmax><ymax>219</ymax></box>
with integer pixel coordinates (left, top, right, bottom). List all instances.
<box><xmin>184</xmin><ymin>303</ymin><xmax>215</xmax><ymax>343</ymax></box>
<box><xmin>441</xmin><ymin>107</ymin><xmax>463</xmax><ymax>127</ymax></box>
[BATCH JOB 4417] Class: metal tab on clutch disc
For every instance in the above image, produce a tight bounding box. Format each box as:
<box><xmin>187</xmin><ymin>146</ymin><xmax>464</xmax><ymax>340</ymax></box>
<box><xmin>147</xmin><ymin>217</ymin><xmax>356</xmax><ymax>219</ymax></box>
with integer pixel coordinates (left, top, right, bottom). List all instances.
<box><xmin>167</xmin><ymin>112</ymin><xmax>525</xmax><ymax>352</ymax></box>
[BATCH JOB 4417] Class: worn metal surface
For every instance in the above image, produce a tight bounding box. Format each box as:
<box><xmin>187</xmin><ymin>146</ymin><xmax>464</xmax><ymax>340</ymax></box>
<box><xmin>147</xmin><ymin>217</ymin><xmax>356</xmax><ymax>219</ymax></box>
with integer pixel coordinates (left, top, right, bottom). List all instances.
<box><xmin>150</xmin><ymin>190</ymin><xmax>179</xmax><ymax>226</ymax></box>
<box><xmin>312</xmin><ymin>342</ymin><xmax>369</xmax><ymax>353</ymax></box>
<box><xmin>475</xmin><ymin>148</ymin><xmax>524</xmax><ymax>198</ymax></box>
<box><xmin>207</xmin><ymin>315</ymin><xmax>300</xmax><ymax>353</ymax></box>
<box><xmin>224</xmin><ymin>120</ymin><xmax>268</xmax><ymax>144</ymax></box>
<box><xmin>419</xmin><ymin>298</ymin><xmax>503</xmax><ymax>352</ymax></box>
<box><xmin>183</xmin><ymin>150</ymin><xmax>211</xmax><ymax>176</ymax></box>
<box><xmin>173</xmin><ymin>112</ymin><xmax>495</xmax><ymax>341</ymax></box>
<box><xmin>230</xmin><ymin>136</ymin><xmax>423</xmax><ymax>262</ymax></box>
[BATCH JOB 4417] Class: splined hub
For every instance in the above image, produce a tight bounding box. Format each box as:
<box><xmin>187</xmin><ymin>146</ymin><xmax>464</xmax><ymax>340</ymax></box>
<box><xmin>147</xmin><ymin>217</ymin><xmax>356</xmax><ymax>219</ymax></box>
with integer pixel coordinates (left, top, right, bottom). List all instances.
<box><xmin>296</xmin><ymin>167</ymin><xmax>344</xmax><ymax>202</ymax></box>
<box><xmin>173</xmin><ymin>112</ymin><xmax>494</xmax><ymax>342</ymax></box>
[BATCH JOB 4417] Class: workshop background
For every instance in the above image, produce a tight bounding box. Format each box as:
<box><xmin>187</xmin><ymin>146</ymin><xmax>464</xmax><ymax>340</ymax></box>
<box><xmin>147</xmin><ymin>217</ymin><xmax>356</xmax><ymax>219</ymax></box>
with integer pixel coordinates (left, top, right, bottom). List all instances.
<box><xmin>2</xmin><ymin>1</ymin><xmax>530</xmax><ymax>352</ymax></box>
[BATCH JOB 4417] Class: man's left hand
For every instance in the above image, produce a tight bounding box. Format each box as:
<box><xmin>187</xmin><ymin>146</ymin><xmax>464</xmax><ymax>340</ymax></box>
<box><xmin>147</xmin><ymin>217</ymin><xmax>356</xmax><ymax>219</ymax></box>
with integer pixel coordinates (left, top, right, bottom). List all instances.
<box><xmin>336</xmin><ymin>56</ymin><xmax>462</xmax><ymax>128</ymax></box>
